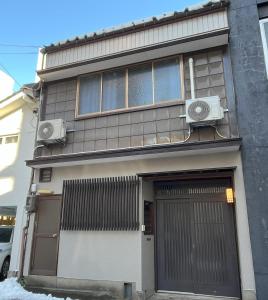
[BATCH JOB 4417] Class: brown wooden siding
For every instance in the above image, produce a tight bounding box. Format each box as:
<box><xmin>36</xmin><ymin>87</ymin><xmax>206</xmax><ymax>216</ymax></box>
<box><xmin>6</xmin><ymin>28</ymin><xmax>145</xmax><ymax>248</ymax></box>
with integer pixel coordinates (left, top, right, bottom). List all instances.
<box><xmin>61</xmin><ymin>176</ymin><xmax>140</xmax><ymax>231</ymax></box>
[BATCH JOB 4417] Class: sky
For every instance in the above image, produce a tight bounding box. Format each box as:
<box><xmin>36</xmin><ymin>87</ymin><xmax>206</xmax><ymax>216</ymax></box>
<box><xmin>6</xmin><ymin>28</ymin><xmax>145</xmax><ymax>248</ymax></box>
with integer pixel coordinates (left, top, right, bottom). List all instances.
<box><xmin>0</xmin><ymin>0</ymin><xmax>199</xmax><ymax>92</ymax></box>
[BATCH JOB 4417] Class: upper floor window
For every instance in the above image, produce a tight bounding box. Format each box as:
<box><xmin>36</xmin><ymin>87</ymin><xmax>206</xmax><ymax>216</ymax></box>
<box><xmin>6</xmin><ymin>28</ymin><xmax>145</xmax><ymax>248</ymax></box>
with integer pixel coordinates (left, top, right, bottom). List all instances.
<box><xmin>77</xmin><ymin>57</ymin><xmax>182</xmax><ymax>116</ymax></box>
<box><xmin>260</xmin><ymin>19</ymin><xmax>268</xmax><ymax>77</ymax></box>
<box><xmin>0</xmin><ymin>135</ymin><xmax>19</xmax><ymax>145</ymax></box>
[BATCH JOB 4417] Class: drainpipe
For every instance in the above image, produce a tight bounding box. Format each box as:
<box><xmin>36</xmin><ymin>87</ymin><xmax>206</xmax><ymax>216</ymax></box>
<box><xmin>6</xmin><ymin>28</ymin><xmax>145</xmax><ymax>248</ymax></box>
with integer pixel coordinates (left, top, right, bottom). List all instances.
<box><xmin>18</xmin><ymin>80</ymin><xmax>44</xmax><ymax>279</ymax></box>
<box><xmin>189</xmin><ymin>58</ymin><xmax>195</xmax><ymax>99</ymax></box>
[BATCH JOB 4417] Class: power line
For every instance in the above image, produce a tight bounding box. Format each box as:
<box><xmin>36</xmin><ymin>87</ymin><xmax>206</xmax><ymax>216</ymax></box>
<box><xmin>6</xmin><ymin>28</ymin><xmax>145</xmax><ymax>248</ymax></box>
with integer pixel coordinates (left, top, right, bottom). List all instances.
<box><xmin>0</xmin><ymin>52</ymin><xmax>37</xmax><ymax>55</ymax></box>
<box><xmin>0</xmin><ymin>43</ymin><xmax>40</xmax><ymax>48</ymax></box>
<box><xmin>0</xmin><ymin>60</ymin><xmax>22</xmax><ymax>88</ymax></box>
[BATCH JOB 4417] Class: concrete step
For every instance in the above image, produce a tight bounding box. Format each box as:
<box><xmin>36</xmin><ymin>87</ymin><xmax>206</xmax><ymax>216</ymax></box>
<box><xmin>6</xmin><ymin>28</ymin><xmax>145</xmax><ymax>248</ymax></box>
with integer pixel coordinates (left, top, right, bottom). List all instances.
<box><xmin>148</xmin><ymin>292</ymin><xmax>239</xmax><ymax>300</ymax></box>
<box><xmin>26</xmin><ymin>286</ymin><xmax>120</xmax><ymax>300</ymax></box>
<box><xmin>24</xmin><ymin>276</ymin><xmax>124</xmax><ymax>300</ymax></box>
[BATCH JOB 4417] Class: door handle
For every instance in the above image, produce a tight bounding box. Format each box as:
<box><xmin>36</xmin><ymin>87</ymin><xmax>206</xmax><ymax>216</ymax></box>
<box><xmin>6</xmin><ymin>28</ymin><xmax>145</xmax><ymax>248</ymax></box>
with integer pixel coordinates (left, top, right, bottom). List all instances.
<box><xmin>51</xmin><ymin>233</ymin><xmax>58</xmax><ymax>238</ymax></box>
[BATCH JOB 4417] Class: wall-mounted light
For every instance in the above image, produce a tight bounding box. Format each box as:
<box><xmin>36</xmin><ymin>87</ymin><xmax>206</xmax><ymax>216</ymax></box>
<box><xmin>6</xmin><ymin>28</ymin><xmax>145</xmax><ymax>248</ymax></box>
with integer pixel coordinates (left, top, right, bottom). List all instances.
<box><xmin>226</xmin><ymin>188</ymin><xmax>234</xmax><ymax>203</ymax></box>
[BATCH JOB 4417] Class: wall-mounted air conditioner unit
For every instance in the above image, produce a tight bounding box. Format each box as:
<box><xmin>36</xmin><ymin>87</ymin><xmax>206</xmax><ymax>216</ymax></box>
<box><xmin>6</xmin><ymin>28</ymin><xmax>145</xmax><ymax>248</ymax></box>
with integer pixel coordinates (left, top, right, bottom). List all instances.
<box><xmin>185</xmin><ymin>96</ymin><xmax>224</xmax><ymax>125</ymax></box>
<box><xmin>37</xmin><ymin>119</ymin><xmax>66</xmax><ymax>144</ymax></box>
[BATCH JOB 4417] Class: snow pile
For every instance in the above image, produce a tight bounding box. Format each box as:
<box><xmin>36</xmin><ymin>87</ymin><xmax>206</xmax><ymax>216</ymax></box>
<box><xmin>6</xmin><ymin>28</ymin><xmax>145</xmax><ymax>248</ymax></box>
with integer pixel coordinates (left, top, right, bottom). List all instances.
<box><xmin>0</xmin><ymin>278</ymin><xmax>72</xmax><ymax>300</ymax></box>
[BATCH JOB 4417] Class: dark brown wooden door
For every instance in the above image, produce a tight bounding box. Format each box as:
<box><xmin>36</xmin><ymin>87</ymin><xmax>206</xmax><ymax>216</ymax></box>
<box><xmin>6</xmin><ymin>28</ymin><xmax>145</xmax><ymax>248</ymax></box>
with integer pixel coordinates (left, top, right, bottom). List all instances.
<box><xmin>156</xmin><ymin>179</ymin><xmax>240</xmax><ymax>298</ymax></box>
<box><xmin>30</xmin><ymin>195</ymin><xmax>62</xmax><ymax>276</ymax></box>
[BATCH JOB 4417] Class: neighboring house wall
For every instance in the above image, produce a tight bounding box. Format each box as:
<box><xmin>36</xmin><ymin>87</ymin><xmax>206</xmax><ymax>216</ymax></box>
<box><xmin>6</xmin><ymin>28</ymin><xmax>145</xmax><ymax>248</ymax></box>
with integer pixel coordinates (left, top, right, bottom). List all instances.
<box><xmin>0</xmin><ymin>71</ymin><xmax>14</xmax><ymax>100</ymax></box>
<box><xmin>228</xmin><ymin>1</ymin><xmax>268</xmax><ymax>299</ymax></box>
<box><xmin>0</xmin><ymin>99</ymin><xmax>36</xmax><ymax>273</ymax></box>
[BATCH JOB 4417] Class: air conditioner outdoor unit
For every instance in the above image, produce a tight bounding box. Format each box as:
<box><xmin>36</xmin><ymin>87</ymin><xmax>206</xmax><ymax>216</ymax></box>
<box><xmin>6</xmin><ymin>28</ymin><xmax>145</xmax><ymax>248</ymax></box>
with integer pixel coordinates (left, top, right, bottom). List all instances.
<box><xmin>37</xmin><ymin>119</ymin><xmax>66</xmax><ymax>144</ymax></box>
<box><xmin>185</xmin><ymin>96</ymin><xmax>224</xmax><ymax>125</ymax></box>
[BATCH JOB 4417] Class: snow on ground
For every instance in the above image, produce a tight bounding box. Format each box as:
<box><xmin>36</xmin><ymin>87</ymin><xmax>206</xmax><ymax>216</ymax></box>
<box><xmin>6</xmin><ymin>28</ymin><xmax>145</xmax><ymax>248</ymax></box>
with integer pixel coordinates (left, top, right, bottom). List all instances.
<box><xmin>0</xmin><ymin>278</ymin><xmax>72</xmax><ymax>300</ymax></box>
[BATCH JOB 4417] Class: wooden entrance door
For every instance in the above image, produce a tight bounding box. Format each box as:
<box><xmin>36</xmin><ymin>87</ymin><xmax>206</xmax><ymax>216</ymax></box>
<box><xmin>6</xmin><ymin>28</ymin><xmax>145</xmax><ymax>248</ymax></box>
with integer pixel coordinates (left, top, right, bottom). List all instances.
<box><xmin>30</xmin><ymin>195</ymin><xmax>62</xmax><ymax>276</ymax></box>
<box><xmin>156</xmin><ymin>179</ymin><xmax>240</xmax><ymax>298</ymax></box>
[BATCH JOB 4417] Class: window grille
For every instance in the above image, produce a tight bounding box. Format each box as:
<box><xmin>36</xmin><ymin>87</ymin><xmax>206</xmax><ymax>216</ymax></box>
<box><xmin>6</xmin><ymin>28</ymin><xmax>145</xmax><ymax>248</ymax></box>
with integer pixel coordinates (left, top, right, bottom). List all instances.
<box><xmin>61</xmin><ymin>176</ymin><xmax>140</xmax><ymax>231</ymax></box>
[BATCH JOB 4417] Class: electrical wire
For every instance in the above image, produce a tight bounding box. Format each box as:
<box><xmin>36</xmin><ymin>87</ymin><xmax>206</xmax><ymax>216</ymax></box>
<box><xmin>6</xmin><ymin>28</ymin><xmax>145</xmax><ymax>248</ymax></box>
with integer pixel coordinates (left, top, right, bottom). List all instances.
<box><xmin>0</xmin><ymin>43</ymin><xmax>40</xmax><ymax>48</ymax></box>
<box><xmin>211</xmin><ymin>125</ymin><xmax>228</xmax><ymax>139</ymax></box>
<box><xmin>0</xmin><ymin>52</ymin><xmax>37</xmax><ymax>55</ymax></box>
<box><xmin>0</xmin><ymin>60</ymin><xmax>22</xmax><ymax>88</ymax></box>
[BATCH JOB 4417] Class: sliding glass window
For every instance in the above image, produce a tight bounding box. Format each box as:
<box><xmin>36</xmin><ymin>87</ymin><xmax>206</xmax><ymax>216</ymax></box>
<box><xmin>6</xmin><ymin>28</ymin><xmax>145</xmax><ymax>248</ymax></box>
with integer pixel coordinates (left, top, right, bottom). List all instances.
<box><xmin>77</xmin><ymin>56</ymin><xmax>182</xmax><ymax>116</ymax></box>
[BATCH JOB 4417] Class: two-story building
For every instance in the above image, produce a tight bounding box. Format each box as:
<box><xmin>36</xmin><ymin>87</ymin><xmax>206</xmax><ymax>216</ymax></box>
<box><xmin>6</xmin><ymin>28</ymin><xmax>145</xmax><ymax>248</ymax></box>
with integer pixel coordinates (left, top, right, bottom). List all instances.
<box><xmin>24</xmin><ymin>1</ymin><xmax>256</xmax><ymax>299</ymax></box>
<box><xmin>0</xmin><ymin>77</ymin><xmax>37</xmax><ymax>278</ymax></box>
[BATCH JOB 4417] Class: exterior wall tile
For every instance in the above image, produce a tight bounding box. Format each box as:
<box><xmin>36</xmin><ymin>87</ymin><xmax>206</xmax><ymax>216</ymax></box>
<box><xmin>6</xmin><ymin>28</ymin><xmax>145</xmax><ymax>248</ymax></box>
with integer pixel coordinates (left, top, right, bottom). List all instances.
<box><xmin>143</xmin><ymin>122</ymin><xmax>157</xmax><ymax>134</ymax></box>
<box><xmin>107</xmin><ymin>115</ymin><xmax>119</xmax><ymax>127</ymax></box>
<box><xmin>84</xmin><ymin>140</ymin><xmax>95</xmax><ymax>152</ymax></box>
<box><xmin>131</xmin><ymin>123</ymin><xmax>143</xmax><ymax>136</ymax></box>
<box><xmin>46</xmin><ymin>103</ymin><xmax>56</xmax><ymax>115</ymax></box>
<box><xmin>157</xmin><ymin>132</ymin><xmax>170</xmax><ymax>144</ymax></box>
<box><xmin>74</xmin><ymin>131</ymin><xmax>85</xmax><ymax>143</ymax></box>
<box><xmin>144</xmin><ymin>134</ymin><xmax>157</xmax><ymax>145</ymax></box>
<box><xmin>84</xmin><ymin>119</ymin><xmax>96</xmax><ymax>130</ymax></box>
<box><xmin>156</xmin><ymin>120</ymin><xmax>170</xmax><ymax>132</ymax></box>
<box><xmin>95</xmin><ymin>139</ymin><xmax>107</xmax><ymax>150</ymax></box>
<box><xmin>130</xmin><ymin>111</ymin><xmax>144</xmax><ymax>123</ymax></box>
<box><xmin>96</xmin><ymin>127</ymin><xmax>107</xmax><ymax>140</ymax></box>
<box><xmin>131</xmin><ymin>135</ymin><xmax>143</xmax><ymax>147</ymax></box>
<box><xmin>170</xmin><ymin>130</ymin><xmax>185</xmax><ymax>142</ymax></box>
<box><xmin>95</xmin><ymin>117</ymin><xmax>107</xmax><ymax>128</ymax></box>
<box><xmin>143</xmin><ymin>110</ymin><xmax>156</xmax><ymax>122</ymax></box>
<box><xmin>107</xmin><ymin>138</ymin><xmax>119</xmax><ymax>149</ymax></box>
<box><xmin>84</xmin><ymin>129</ymin><xmax>95</xmax><ymax>141</ymax></box>
<box><xmin>119</xmin><ymin>125</ymin><xmax>131</xmax><ymax>137</ymax></box>
<box><xmin>156</xmin><ymin>108</ymin><xmax>169</xmax><ymax>120</ymax></box>
<box><xmin>107</xmin><ymin>127</ymin><xmax>119</xmax><ymax>139</ymax></box>
<box><xmin>118</xmin><ymin>113</ymin><xmax>131</xmax><ymax>125</ymax></box>
<box><xmin>118</xmin><ymin>137</ymin><xmax>130</xmax><ymax>148</ymax></box>
<box><xmin>73</xmin><ymin>142</ymin><xmax>84</xmax><ymax>153</ymax></box>
<box><xmin>74</xmin><ymin>120</ymin><xmax>85</xmax><ymax>131</ymax></box>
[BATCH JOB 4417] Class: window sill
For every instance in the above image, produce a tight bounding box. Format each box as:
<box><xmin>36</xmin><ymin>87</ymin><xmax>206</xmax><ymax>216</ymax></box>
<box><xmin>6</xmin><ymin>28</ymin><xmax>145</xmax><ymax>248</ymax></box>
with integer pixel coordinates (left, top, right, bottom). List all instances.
<box><xmin>75</xmin><ymin>99</ymin><xmax>185</xmax><ymax>120</ymax></box>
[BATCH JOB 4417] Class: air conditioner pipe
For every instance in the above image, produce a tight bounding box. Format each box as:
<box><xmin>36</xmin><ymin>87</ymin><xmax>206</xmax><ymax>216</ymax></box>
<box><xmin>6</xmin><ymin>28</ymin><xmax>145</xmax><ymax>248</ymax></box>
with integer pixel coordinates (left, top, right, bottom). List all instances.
<box><xmin>189</xmin><ymin>58</ymin><xmax>195</xmax><ymax>99</ymax></box>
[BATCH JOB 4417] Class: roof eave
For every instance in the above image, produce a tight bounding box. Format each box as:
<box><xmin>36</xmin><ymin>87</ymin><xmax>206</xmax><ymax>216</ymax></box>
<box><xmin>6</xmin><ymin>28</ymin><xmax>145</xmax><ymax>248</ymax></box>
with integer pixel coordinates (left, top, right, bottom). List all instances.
<box><xmin>41</xmin><ymin>0</ymin><xmax>229</xmax><ymax>54</ymax></box>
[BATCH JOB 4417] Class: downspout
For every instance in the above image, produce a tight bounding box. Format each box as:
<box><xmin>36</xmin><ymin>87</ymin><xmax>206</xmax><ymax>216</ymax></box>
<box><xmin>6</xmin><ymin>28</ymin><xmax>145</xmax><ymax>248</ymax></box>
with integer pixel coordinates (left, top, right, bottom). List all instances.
<box><xmin>189</xmin><ymin>57</ymin><xmax>196</xmax><ymax>99</ymax></box>
<box><xmin>18</xmin><ymin>80</ymin><xmax>44</xmax><ymax>279</ymax></box>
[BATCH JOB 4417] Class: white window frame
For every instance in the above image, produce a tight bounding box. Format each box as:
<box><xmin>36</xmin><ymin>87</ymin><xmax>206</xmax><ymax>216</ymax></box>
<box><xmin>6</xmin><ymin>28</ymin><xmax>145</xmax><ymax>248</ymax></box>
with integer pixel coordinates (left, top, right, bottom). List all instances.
<box><xmin>260</xmin><ymin>18</ymin><xmax>268</xmax><ymax>78</ymax></box>
<box><xmin>0</xmin><ymin>134</ymin><xmax>19</xmax><ymax>145</ymax></box>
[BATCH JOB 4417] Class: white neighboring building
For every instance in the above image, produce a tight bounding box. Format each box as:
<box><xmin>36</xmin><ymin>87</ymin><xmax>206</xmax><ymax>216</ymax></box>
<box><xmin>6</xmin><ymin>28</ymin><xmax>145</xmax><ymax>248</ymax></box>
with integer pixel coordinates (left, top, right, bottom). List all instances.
<box><xmin>0</xmin><ymin>71</ymin><xmax>14</xmax><ymax>100</ymax></box>
<box><xmin>0</xmin><ymin>74</ymin><xmax>37</xmax><ymax>275</ymax></box>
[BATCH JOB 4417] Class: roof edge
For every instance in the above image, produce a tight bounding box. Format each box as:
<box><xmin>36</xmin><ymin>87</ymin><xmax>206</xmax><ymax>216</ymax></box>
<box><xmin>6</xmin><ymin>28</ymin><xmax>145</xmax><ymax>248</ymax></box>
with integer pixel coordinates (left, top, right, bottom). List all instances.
<box><xmin>42</xmin><ymin>0</ymin><xmax>229</xmax><ymax>54</ymax></box>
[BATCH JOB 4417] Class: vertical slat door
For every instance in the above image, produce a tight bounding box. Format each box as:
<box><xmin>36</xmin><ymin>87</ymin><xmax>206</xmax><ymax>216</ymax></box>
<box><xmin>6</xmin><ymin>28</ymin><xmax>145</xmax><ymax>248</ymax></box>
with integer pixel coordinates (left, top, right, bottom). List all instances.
<box><xmin>156</xmin><ymin>179</ymin><xmax>240</xmax><ymax>298</ymax></box>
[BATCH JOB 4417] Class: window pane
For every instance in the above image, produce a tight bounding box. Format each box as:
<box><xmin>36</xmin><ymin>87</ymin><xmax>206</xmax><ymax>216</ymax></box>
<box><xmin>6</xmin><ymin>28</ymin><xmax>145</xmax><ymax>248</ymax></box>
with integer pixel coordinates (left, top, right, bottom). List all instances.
<box><xmin>154</xmin><ymin>58</ymin><xmax>181</xmax><ymax>103</ymax></box>
<box><xmin>79</xmin><ymin>75</ymin><xmax>101</xmax><ymax>114</ymax></box>
<box><xmin>128</xmin><ymin>64</ymin><xmax>153</xmax><ymax>107</ymax></box>
<box><xmin>5</xmin><ymin>136</ymin><xmax>18</xmax><ymax>144</ymax></box>
<box><xmin>0</xmin><ymin>228</ymin><xmax>12</xmax><ymax>243</ymax></box>
<box><xmin>102</xmin><ymin>70</ymin><xmax>125</xmax><ymax>111</ymax></box>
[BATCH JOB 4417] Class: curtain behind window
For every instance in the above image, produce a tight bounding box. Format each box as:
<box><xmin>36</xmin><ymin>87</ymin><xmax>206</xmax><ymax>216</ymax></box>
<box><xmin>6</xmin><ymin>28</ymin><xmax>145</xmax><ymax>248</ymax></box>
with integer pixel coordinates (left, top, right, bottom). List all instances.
<box><xmin>79</xmin><ymin>75</ymin><xmax>101</xmax><ymax>114</ymax></box>
<box><xmin>102</xmin><ymin>70</ymin><xmax>125</xmax><ymax>111</ymax></box>
<box><xmin>154</xmin><ymin>59</ymin><xmax>181</xmax><ymax>103</ymax></box>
